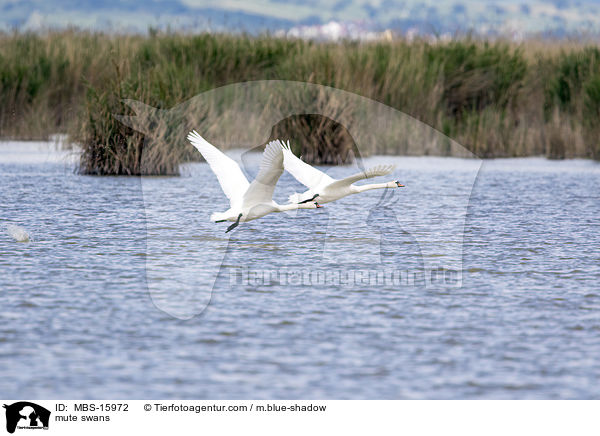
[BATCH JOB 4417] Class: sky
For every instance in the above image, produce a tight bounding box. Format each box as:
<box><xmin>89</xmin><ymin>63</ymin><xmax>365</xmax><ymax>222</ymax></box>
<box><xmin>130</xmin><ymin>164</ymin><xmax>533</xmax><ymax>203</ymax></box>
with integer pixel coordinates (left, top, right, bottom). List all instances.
<box><xmin>1</xmin><ymin>0</ymin><xmax>599</xmax><ymax>38</ymax></box>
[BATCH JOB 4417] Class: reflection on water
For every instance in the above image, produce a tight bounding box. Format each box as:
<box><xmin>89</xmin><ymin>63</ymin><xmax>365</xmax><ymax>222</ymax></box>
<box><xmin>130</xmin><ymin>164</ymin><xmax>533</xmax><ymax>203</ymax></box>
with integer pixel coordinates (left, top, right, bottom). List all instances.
<box><xmin>1</xmin><ymin>143</ymin><xmax>600</xmax><ymax>399</ymax></box>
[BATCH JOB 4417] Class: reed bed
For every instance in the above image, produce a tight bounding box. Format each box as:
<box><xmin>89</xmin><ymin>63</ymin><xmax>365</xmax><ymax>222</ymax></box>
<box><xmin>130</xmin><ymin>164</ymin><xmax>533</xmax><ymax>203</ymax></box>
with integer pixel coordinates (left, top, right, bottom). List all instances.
<box><xmin>0</xmin><ymin>30</ymin><xmax>598</xmax><ymax>174</ymax></box>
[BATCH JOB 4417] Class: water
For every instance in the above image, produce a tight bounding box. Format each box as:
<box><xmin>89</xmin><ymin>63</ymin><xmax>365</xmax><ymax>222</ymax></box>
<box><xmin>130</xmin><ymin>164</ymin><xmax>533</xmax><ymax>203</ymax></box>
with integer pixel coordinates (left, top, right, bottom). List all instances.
<box><xmin>1</xmin><ymin>142</ymin><xmax>599</xmax><ymax>399</ymax></box>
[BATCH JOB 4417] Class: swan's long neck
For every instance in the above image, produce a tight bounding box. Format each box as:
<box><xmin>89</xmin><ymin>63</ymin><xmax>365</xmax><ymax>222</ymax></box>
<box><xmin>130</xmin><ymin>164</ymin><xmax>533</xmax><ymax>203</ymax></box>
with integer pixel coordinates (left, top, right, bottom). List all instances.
<box><xmin>353</xmin><ymin>181</ymin><xmax>395</xmax><ymax>193</ymax></box>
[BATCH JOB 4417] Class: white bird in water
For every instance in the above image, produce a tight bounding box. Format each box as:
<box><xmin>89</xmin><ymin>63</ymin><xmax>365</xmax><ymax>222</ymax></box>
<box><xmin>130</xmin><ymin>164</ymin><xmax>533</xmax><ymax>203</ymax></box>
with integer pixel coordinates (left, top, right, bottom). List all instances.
<box><xmin>6</xmin><ymin>224</ymin><xmax>31</xmax><ymax>242</ymax></box>
<box><xmin>187</xmin><ymin>131</ymin><xmax>322</xmax><ymax>233</ymax></box>
<box><xmin>279</xmin><ymin>141</ymin><xmax>404</xmax><ymax>205</ymax></box>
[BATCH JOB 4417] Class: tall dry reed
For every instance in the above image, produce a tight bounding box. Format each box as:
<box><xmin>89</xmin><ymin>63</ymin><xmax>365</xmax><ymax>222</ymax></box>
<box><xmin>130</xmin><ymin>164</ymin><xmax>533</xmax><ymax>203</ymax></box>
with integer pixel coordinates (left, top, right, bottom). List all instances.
<box><xmin>0</xmin><ymin>31</ymin><xmax>598</xmax><ymax>174</ymax></box>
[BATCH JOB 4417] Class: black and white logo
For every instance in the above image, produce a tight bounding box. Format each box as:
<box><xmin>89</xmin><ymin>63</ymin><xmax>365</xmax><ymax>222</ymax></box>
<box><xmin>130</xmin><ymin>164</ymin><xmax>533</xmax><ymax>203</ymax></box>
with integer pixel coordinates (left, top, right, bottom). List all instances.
<box><xmin>3</xmin><ymin>402</ymin><xmax>50</xmax><ymax>434</ymax></box>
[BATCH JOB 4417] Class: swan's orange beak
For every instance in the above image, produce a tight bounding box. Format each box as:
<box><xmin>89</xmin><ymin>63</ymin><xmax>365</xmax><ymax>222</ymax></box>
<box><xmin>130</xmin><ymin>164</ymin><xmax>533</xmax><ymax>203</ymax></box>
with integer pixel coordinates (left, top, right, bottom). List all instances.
<box><xmin>315</xmin><ymin>202</ymin><xmax>323</xmax><ymax>208</ymax></box>
<box><xmin>395</xmin><ymin>181</ymin><xmax>405</xmax><ymax>187</ymax></box>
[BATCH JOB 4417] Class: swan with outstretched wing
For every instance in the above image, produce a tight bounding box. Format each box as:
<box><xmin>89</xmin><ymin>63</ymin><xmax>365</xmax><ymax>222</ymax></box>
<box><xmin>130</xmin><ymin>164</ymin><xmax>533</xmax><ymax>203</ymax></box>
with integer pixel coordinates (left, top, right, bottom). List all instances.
<box><xmin>279</xmin><ymin>141</ymin><xmax>404</xmax><ymax>205</ymax></box>
<box><xmin>187</xmin><ymin>131</ymin><xmax>322</xmax><ymax>233</ymax></box>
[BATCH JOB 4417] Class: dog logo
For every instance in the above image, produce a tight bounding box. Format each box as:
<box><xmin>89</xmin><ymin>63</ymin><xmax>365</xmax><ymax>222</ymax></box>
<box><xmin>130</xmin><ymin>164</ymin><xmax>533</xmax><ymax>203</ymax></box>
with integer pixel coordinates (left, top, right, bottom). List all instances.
<box><xmin>3</xmin><ymin>402</ymin><xmax>50</xmax><ymax>434</ymax></box>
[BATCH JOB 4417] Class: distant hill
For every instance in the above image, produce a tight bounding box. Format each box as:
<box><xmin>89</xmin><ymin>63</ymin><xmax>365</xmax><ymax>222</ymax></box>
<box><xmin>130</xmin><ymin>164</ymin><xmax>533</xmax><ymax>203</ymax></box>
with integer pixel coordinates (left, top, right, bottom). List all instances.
<box><xmin>1</xmin><ymin>0</ymin><xmax>600</xmax><ymax>38</ymax></box>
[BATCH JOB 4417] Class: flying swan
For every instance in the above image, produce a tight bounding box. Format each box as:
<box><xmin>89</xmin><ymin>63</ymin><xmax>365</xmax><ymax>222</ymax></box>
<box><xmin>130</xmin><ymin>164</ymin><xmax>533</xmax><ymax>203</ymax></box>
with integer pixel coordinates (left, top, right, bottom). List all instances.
<box><xmin>187</xmin><ymin>131</ymin><xmax>322</xmax><ymax>233</ymax></box>
<box><xmin>279</xmin><ymin>141</ymin><xmax>404</xmax><ymax>205</ymax></box>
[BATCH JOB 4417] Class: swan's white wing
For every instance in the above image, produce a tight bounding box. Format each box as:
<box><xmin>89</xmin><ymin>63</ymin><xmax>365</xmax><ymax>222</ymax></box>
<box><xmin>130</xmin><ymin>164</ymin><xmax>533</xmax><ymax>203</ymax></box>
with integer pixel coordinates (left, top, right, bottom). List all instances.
<box><xmin>280</xmin><ymin>140</ymin><xmax>334</xmax><ymax>189</ymax></box>
<box><xmin>242</xmin><ymin>140</ymin><xmax>284</xmax><ymax>207</ymax></box>
<box><xmin>327</xmin><ymin>164</ymin><xmax>396</xmax><ymax>189</ymax></box>
<box><xmin>187</xmin><ymin>130</ymin><xmax>249</xmax><ymax>205</ymax></box>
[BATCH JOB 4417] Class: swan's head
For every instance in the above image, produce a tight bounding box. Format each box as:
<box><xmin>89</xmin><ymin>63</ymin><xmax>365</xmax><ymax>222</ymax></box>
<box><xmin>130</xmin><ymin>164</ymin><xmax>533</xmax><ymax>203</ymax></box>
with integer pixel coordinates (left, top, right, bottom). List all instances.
<box><xmin>314</xmin><ymin>202</ymin><xmax>323</xmax><ymax>208</ymax></box>
<box><xmin>394</xmin><ymin>181</ymin><xmax>404</xmax><ymax>187</ymax></box>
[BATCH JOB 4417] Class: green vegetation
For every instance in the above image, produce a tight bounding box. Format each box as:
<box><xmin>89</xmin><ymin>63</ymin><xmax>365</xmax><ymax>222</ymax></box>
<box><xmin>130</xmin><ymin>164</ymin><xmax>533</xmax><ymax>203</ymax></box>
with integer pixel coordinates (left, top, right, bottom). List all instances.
<box><xmin>0</xmin><ymin>31</ymin><xmax>598</xmax><ymax>174</ymax></box>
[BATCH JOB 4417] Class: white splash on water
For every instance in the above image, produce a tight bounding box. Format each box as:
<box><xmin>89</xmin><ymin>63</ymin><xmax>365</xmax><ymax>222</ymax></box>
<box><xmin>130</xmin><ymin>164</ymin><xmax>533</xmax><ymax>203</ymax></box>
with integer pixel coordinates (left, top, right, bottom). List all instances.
<box><xmin>6</xmin><ymin>224</ymin><xmax>31</xmax><ymax>242</ymax></box>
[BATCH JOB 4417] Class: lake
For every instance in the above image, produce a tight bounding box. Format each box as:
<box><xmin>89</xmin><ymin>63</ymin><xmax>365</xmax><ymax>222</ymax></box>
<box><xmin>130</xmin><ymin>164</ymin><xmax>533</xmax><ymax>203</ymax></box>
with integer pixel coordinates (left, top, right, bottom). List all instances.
<box><xmin>1</xmin><ymin>141</ymin><xmax>599</xmax><ymax>399</ymax></box>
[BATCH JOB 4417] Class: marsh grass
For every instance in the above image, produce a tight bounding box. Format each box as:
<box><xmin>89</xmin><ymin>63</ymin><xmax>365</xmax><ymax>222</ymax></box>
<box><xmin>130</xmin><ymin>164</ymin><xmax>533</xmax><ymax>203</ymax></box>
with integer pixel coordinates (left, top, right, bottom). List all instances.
<box><xmin>0</xmin><ymin>31</ymin><xmax>598</xmax><ymax>174</ymax></box>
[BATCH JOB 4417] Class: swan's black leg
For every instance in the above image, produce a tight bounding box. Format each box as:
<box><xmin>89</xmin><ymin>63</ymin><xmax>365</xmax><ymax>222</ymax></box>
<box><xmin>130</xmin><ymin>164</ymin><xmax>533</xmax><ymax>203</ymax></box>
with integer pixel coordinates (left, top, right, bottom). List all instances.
<box><xmin>298</xmin><ymin>193</ymin><xmax>319</xmax><ymax>204</ymax></box>
<box><xmin>226</xmin><ymin>213</ymin><xmax>243</xmax><ymax>233</ymax></box>
<box><xmin>215</xmin><ymin>219</ymin><xmax>227</xmax><ymax>223</ymax></box>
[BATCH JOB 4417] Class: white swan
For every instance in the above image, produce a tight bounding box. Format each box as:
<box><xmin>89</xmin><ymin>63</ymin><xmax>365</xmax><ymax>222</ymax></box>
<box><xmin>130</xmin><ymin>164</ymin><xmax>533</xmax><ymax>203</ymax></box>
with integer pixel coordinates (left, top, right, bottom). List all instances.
<box><xmin>6</xmin><ymin>224</ymin><xmax>30</xmax><ymax>242</ymax></box>
<box><xmin>279</xmin><ymin>141</ymin><xmax>404</xmax><ymax>204</ymax></box>
<box><xmin>187</xmin><ymin>131</ymin><xmax>322</xmax><ymax>233</ymax></box>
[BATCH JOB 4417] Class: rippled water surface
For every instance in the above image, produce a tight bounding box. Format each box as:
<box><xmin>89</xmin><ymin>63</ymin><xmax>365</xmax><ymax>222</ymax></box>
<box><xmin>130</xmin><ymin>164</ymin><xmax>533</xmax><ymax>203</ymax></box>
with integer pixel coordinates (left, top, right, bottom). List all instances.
<box><xmin>1</xmin><ymin>142</ymin><xmax>599</xmax><ymax>399</ymax></box>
